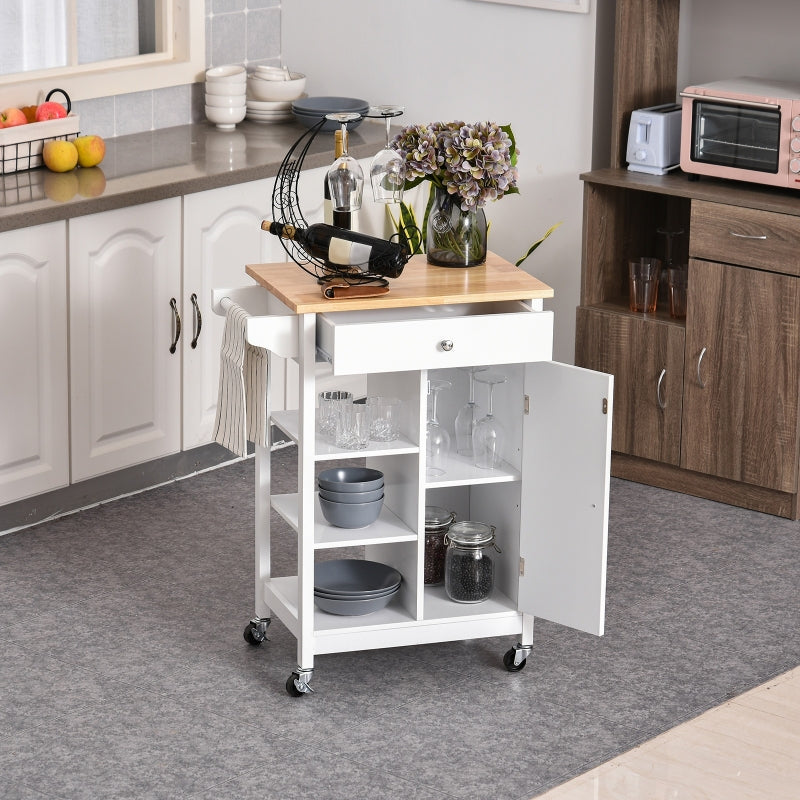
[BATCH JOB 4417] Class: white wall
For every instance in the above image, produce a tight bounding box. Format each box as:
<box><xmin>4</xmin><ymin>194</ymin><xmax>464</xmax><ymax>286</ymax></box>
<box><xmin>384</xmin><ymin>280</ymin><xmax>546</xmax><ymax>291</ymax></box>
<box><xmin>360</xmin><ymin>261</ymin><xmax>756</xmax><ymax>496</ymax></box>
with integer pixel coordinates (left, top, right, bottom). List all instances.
<box><xmin>677</xmin><ymin>0</ymin><xmax>800</xmax><ymax>93</ymax></box>
<box><xmin>282</xmin><ymin>0</ymin><xmax>601</xmax><ymax>363</ymax></box>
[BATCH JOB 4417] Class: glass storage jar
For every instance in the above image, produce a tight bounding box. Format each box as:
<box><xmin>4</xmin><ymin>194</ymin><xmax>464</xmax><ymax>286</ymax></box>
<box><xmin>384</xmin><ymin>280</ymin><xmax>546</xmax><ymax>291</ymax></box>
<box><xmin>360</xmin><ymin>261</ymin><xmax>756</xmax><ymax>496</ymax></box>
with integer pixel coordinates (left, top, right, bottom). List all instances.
<box><xmin>444</xmin><ymin>521</ymin><xmax>500</xmax><ymax>603</ymax></box>
<box><xmin>424</xmin><ymin>506</ymin><xmax>456</xmax><ymax>585</ymax></box>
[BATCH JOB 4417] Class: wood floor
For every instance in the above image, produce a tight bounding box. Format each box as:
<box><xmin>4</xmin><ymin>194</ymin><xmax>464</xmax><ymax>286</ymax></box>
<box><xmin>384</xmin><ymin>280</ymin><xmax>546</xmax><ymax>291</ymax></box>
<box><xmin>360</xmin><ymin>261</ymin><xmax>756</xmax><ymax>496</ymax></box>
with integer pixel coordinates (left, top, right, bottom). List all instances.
<box><xmin>533</xmin><ymin>666</ymin><xmax>800</xmax><ymax>799</ymax></box>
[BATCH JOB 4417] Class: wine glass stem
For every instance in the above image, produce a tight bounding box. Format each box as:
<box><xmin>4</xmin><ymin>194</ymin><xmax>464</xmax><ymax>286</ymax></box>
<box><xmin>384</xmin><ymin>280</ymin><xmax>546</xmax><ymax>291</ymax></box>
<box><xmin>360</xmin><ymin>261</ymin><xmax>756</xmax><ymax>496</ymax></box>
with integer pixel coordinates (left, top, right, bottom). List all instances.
<box><xmin>340</xmin><ymin>122</ymin><xmax>349</xmax><ymax>156</ymax></box>
<box><xmin>487</xmin><ymin>384</ymin><xmax>494</xmax><ymax>416</ymax></box>
<box><xmin>468</xmin><ymin>371</ymin><xmax>476</xmax><ymax>404</ymax></box>
<box><xmin>431</xmin><ymin>389</ymin><xmax>440</xmax><ymax>424</ymax></box>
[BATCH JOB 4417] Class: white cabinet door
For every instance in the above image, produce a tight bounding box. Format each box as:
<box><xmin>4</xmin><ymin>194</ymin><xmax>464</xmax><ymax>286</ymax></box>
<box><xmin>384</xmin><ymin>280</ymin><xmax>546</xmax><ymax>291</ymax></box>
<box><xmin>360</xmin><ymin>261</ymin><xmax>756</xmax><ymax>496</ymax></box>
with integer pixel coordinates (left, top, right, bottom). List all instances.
<box><xmin>0</xmin><ymin>222</ymin><xmax>69</xmax><ymax>504</ymax></box>
<box><xmin>69</xmin><ymin>199</ymin><xmax>182</xmax><ymax>481</ymax></box>
<box><xmin>518</xmin><ymin>361</ymin><xmax>613</xmax><ymax>636</ymax></box>
<box><xmin>183</xmin><ymin>178</ymin><xmax>288</xmax><ymax>448</ymax></box>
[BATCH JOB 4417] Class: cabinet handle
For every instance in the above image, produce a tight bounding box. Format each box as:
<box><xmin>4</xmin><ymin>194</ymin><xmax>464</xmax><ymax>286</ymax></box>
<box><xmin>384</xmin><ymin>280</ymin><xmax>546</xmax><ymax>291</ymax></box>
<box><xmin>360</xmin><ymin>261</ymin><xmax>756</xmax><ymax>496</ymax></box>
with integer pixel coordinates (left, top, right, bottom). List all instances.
<box><xmin>190</xmin><ymin>292</ymin><xmax>202</xmax><ymax>349</ymax></box>
<box><xmin>729</xmin><ymin>231</ymin><xmax>767</xmax><ymax>240</ymax></box>
<box><xmin>696</xmin><ymin>346</ymin><xmax>707</xmax><ymax>388</ymax></box>
<box><xmin>656</xmin><ymin>368</ymin><xmax>667</xmax><ymax>410</ymax></box>
<box><xmin>440</xmin><ymin>339</ymin><xmax>454</xmax><ymax>352</ymax></box>
<box><xmin>169</xmin><ymin>297</ymin><xmax>182</xmax><ymax>354</ymax></box>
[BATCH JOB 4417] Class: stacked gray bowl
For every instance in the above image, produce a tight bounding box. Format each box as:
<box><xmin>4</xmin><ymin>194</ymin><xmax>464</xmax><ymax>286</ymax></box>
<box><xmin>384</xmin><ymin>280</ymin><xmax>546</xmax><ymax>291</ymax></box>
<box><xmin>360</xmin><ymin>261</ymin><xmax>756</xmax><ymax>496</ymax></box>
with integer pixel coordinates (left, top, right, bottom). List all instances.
<box><xmin>314</xmin><ymin>558</ymin><xmax>401</xmax><ymax>615</ymax></box>
<box><xmin>317</xmin><ymin>466</ymin><xmax>384</xmax><ymax>528</ymax></box>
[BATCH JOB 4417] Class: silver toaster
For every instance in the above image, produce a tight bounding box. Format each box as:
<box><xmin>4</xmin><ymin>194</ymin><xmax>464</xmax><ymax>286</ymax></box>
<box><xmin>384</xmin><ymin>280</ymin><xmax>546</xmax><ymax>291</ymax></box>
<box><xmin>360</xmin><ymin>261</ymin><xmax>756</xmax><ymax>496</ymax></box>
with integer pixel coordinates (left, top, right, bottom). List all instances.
<box><xmin>626</xmin><ymin>103</ymin><xmax>682</xmax><ymax>175</ymax></box>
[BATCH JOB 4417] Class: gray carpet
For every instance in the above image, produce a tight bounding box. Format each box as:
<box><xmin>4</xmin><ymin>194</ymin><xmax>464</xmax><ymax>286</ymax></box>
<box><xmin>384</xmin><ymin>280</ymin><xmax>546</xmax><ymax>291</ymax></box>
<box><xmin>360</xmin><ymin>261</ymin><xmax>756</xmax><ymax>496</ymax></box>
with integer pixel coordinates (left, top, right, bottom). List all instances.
<box><xmin>1</xmin><ymin>445</ymin><xmax>799</xmax><ymax>800</ymax></box>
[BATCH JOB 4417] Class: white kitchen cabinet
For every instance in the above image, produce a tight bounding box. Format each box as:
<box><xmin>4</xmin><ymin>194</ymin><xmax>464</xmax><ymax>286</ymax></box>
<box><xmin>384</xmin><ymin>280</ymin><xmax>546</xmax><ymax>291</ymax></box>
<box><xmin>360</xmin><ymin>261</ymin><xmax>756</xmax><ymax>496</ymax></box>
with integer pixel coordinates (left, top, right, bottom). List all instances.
<box><xmin>69</xmin><ymin>199</ymin><xmax>182</xmax><ymax>481</ymax></box>
<box><xmin>0</xmin><ymin>222</ymin><xmax>69</xmax><ymax>505</ymax></box>
<box><xmin>214</xmin><ymin>254</ymin><xmax>613</xmax><ymax>695</ymax></box>
<box><xmin>183</xmin><ymin>178</ymin><xmax>290</xmax><ymax>449</ymax></box>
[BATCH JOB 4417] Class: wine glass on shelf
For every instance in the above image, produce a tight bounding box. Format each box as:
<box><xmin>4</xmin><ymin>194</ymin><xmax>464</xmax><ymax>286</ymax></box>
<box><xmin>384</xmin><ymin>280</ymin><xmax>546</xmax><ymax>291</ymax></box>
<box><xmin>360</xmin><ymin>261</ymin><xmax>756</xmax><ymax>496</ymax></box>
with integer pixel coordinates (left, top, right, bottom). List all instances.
<box><xmin>326</xmin><ymin>113</ymin><xmax>364</xmax><ymax>213</ymax></box>
<box><xmin>426</xmin><ymin>378</ymin><xmax>451</xmax><ymax>478</ymax></box>
<box><xmin>454</xmin><ymin>366</ymin><xmax>488</xmax><ymax>456</ymax></box>
<box><xmin>368</xmin><ymin>105</ymin><xmax>406</xmax><ymax>204</ymax></box>
<box><xmin>472</xmin><ymin>372</ymin><xmax>508</xmax><ymax>470</ymax></box>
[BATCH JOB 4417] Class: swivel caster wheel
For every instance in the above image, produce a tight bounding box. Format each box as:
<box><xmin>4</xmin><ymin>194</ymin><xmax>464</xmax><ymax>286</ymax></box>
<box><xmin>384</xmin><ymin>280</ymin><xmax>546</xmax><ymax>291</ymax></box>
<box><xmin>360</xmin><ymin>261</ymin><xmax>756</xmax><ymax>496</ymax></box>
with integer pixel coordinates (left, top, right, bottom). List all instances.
<box><xmin>243</xmin><ymin>618</ymin><xmax>270</xmax><ymax>646</ymax></box>
<box><xmin>285</xmin><ymin>668</ymin><xmax>314</xmax><ymax>697</ymax></box>
<box><xmin>503</xmin><ymin>647</ymin><xmax>528</xmax><ymax>673</ymax></box>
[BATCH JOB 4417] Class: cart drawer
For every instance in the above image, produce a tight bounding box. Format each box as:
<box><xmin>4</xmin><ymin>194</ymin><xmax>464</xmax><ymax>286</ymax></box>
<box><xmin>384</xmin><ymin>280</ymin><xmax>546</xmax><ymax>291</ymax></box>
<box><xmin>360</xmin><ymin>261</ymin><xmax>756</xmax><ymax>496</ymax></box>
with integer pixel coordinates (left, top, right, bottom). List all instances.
<box><xmin>317</xmin><ymin>301</ymin><xmax>553</xmax><ymax>375</ymax></box>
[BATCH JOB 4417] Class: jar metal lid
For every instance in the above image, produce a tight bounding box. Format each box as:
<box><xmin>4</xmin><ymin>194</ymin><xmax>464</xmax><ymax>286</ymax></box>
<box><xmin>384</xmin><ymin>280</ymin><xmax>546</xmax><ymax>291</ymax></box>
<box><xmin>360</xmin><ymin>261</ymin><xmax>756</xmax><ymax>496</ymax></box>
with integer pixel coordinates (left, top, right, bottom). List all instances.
<box><xmin>425</xmin><ymin>506</ymin><xmax>455</xmax><ymax>530</ymax></box>
<box><xmin>445</xmin><ymin>520</ymin><xmax>495</xmax><ymax>547</ymax></box>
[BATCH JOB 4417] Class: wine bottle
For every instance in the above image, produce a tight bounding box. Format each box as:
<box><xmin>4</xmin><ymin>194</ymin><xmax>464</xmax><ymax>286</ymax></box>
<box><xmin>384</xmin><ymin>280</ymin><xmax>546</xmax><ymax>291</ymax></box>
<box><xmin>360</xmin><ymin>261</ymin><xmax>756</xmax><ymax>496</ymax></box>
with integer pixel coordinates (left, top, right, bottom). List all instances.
<box><xmin>323</xmin><ymin>129</ymin><xmax>353</xmax><ymax>230</ymax></box>
<box><xmin>261</xmin><ymin>220</ymin><xmax>409</xmax><ymax>278</ymax></box>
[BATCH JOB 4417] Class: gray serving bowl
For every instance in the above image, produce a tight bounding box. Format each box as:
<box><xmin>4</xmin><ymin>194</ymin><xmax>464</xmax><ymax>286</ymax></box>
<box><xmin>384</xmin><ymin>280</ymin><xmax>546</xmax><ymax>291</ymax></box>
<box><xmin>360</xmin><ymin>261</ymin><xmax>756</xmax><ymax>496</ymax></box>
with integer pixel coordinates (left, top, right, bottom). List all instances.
<box><xmin>318</xmin><ymin>487</ymin><xmax>384</xmax><ymax>504</ymax></box>
<box><xmin>318</xmin><ymin>495</ymin><xmax>383</xmax><ymax>528</ymax></box>
<box><xmin>314</xmin><ymin>586</ymin><xmax>400</xmax><ymax>616</ymax></box>
<box><xmin>317</xmin><ymin>466</ymin><xmax>384</xmax><ymax>493</ymax></box>
<box><xmin>314</xmin><ymin>558</ymin><xmax>402</xmax><ymax>595</ymax></box>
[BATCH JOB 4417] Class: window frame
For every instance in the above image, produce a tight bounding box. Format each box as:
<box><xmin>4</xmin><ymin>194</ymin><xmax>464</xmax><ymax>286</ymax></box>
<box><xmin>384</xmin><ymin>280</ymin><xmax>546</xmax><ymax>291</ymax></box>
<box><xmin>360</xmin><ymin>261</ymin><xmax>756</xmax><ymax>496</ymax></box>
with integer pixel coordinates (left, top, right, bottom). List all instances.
<box><xmin>0</xmin><ymin>0</ymin><xmax>204</xmax><ymax>108</ymax></box>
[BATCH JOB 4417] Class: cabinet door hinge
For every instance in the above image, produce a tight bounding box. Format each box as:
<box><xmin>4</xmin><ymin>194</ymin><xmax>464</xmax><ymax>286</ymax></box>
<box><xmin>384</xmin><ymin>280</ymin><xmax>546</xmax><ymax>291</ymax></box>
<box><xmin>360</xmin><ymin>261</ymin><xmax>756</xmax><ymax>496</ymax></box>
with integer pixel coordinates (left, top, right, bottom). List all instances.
<box><xmin>602</xmin><ymin>397</ymin><xmax>608</xmax><ymax>415</ymax></box>
<box><xmin>519</xmin><ymin>556</ymin><xmax>525</xmax><ymax>576</ymax></box>
<box><xmin>523</xmin><ymin>394</ymin><xmax>530</xmax><ymax>415</ymax></box>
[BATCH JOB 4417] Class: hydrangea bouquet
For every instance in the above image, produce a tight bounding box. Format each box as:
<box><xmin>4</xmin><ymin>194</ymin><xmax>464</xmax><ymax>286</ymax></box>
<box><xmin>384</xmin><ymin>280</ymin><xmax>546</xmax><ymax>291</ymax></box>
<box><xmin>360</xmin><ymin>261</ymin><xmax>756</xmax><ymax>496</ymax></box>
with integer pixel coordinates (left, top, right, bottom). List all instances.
<box><xmin>388</xmin><ymin>120</ymin><xmax>556</xmax><ymax>266</ymax></box>
<box><xmin>391</xmin><ymin>120</ymin><xmax>520</xmax><ymax>212</ymax></box>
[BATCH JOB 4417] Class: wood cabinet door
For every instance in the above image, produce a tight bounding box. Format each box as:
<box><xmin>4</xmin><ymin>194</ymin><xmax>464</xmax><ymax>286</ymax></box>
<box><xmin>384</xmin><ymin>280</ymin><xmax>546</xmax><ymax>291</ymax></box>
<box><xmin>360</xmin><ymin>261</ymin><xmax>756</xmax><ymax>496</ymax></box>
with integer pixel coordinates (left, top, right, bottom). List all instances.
<box><xmin>0</xmin><ymin>222</ymin><xmax>69</xmax><ymax>504</ymax></box>
<box><xmin>576</xmin><ymin>307</ymin><xmax>684</xmax><ymax>465</ymax></box>
<box><xmin>681</xmin><ymin>260</ymin><xmax>800</xmax><ymax>492</ymax></box>
<box><xmin>69</xmin><ymin>199</ymin><xmax>182</xmax><ymax>481</ymax></box>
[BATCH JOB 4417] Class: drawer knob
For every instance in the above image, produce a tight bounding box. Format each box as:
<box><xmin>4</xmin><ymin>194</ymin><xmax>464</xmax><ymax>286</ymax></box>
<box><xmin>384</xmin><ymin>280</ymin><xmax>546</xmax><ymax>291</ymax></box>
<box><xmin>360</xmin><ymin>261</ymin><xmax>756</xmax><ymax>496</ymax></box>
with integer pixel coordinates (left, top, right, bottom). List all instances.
<box><xmin>440</xmin><ymin>339</ymin><xmax>454</xmax><ymax>352</ymax></box>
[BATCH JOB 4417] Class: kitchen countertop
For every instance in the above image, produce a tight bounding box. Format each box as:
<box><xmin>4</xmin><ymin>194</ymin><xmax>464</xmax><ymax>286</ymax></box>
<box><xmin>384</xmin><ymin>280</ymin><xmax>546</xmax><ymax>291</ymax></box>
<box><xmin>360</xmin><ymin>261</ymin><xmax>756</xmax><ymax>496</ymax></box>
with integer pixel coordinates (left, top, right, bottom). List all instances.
<box><xmin>0</xmin><ymin>119</ymin><xmax>389</xmax><ymax>233</ymax></box>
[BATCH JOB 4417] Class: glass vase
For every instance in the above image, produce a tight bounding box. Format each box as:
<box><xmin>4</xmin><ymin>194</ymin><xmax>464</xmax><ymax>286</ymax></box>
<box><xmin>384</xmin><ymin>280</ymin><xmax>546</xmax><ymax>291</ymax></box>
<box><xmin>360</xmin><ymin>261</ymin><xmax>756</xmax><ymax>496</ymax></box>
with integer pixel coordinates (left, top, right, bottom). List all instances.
<box><xmin>425</xmin><ymin>186</ymin><xmax>487</xmax><ymax>268</ymax></box>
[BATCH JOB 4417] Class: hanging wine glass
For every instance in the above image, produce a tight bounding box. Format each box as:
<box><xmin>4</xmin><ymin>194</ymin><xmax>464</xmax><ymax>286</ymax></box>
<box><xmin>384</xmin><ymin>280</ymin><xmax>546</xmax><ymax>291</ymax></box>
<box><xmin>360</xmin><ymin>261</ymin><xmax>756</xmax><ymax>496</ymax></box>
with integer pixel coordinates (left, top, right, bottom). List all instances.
<box><xmin>454</xmin><ymin>366</ymin><xmax>488</xmax><ymax>456</ymax></box>
<box><xmin>326</xmin><ymin>112</ymin><xmax>364</xmax><ymax>212</ymax></box>
<box><xmin>368</xmin><ymin>105</ymin><xmax>406</xmax><ymax>204</ymax></box>
<box><xmin>472</xmin><ymin>372</ymin><xmax>508</xmax><ymax>470</ymax></box>
<box><xmin>426</xmin><ymin>378</ymin><xmax>451</xmax><ymax>478</ymax></box>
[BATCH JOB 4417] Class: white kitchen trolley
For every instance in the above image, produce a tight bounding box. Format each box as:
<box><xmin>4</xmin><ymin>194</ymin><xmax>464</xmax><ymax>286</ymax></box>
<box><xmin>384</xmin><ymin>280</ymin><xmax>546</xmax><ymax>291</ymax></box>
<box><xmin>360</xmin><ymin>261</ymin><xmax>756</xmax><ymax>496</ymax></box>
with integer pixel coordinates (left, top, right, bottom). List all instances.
<box><xmin>213</xmin><ymin>253</ymin><xmax>613</xmax><ymax>696</ymax></box>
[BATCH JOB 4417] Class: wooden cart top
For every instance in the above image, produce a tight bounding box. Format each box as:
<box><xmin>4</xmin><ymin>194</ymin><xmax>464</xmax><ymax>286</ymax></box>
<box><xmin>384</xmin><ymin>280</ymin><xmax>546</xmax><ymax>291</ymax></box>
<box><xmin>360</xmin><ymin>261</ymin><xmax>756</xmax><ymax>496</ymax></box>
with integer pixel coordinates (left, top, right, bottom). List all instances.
<box><xmin>245</xmin><ymin>252</ymin><xmax>554</xmax><ymax>313</ymax></box>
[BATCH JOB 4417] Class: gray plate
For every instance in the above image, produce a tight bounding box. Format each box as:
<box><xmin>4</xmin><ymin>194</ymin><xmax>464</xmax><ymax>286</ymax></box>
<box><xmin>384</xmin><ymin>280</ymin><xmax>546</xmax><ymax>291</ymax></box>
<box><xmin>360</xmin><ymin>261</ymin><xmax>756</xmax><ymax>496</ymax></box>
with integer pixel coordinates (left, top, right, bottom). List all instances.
<box><xmin>314</xmin><ymin>558</ymin><xmax>402</xmax><ymax>595</ymax></box>
<box><xmin>317</xmin><ymin>466</ymin><xmax>384</xmax><ymax>493</ymax></box>
<box><xmin>314</xmin><ymin>586</ymin><xmax>400</xmax><ymax>616</ymax></box>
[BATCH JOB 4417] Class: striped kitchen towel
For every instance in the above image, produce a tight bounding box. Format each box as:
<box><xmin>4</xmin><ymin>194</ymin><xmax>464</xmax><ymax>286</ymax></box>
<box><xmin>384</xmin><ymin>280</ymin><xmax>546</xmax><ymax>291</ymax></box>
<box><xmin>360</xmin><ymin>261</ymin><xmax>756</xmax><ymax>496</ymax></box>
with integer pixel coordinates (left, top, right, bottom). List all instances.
<box><xmin>213</xmin><ymin>300</ymin><xmax>268</xmax><ymax>457</ymax></box>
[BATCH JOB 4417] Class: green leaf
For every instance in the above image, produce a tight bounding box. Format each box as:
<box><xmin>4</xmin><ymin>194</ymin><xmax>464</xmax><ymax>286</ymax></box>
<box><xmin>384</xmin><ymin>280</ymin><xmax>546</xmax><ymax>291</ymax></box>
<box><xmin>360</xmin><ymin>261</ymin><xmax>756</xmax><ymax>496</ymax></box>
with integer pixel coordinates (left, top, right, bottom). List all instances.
<box><xmin>515</xmin><ymin>221</ymin><xmax>562</xmax><ymax>267</ymax></box>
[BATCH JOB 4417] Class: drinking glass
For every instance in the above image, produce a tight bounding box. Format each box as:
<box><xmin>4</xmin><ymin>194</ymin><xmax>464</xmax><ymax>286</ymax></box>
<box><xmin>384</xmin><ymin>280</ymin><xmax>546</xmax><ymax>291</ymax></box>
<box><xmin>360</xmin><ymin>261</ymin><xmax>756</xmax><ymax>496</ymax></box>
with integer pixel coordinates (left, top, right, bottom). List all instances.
<box><xmin>369</xmin><ymin>105</ymin><xmax>406</xmax><ymax>204</ymax></box>
<box><xmin>366</xmin><ymin>396</ymin><xmax>402</xmax><ymax>442</ymax></box>
<box><xmin>326</xmin><ymin>113</ymin><xmax>364</xmax><ymax>212</ymax></box>
<box><xmin>426</xmin><ymin>378</ymin><xmax>451</xmax><ymax>477</ymax></box>
<box><xmin>318</xmin><ymin>390</ymin><xmax>352</xmax><ymax>440</ymax></box>
<box><xmin>454</xmin><ymin>366</ymin><xmax>488</xmax><ymax>456</ymax></box>
<box><xmin>334</xmin><ymin>401</ymin><xmax>369</xmax><ymax>450</ymax></box>
<box><xmin>472</xmin><ymin>372</ymin><xmax>508</xmax><ymax>470</ymax></box>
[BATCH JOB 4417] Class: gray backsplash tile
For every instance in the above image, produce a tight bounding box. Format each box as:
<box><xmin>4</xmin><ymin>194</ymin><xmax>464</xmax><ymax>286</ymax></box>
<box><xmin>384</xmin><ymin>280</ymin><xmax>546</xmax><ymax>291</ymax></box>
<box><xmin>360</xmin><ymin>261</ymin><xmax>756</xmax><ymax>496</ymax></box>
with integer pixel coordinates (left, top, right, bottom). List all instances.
<box><xmin>210</xmin><ymin>13</ymin><xmax>248</xmax><ymax>68</ymax></box>
<box><xmin>153</xmin><ymin>84</ymin><xmax>193</xmax><ymax>129</ymax></box>
<box><xmin>72</xmin><ymin>96</ymin><xmax>116</xmax><ymax>140</ymax></box>
<box><xmin>115</xmin><ymin>90</ymin><xmax>155</xmax><ymax>136</ymax></box>
<box><xmin>247</xmin><ymin>0</ymin><xmax>280</xmax><ymax>8</ymax></box>
<box><xmin>213</xmin><ymin>0</ymin><xmax>246</xmax><ymax>12</ymax></box>
<box><xmin>246</xmin><ymin>8</ymin><xmax>281</xmax><ymax>62</ymax></box>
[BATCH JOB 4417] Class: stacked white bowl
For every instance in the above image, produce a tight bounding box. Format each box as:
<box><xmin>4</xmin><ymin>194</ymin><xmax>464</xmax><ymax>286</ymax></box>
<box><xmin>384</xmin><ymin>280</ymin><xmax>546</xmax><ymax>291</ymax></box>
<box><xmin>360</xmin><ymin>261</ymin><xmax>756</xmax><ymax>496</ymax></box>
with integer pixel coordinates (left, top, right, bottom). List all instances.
<box><xmin>205</xmin><ymin>65</ymin><xmax>247</xmax><ymax>130</ymax></box>
<box><xmin>246</xmin><ymin>66</ymin><xmax>306</xmax><ymax>123</ymax></box>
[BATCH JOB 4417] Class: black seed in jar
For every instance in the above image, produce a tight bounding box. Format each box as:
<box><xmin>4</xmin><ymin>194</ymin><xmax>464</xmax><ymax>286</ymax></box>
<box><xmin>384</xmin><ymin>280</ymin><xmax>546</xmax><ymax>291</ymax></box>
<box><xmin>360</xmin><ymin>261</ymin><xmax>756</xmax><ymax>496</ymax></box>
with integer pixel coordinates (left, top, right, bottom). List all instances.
<box><xmin>425</xmin><ymin>532</ymin><xmax>447</xmax><ymax>584</ymax></box>
<box><xmin>445</xmin><ymin>552</ymin><xmax>493</xmax><ymax>602</ymax></box>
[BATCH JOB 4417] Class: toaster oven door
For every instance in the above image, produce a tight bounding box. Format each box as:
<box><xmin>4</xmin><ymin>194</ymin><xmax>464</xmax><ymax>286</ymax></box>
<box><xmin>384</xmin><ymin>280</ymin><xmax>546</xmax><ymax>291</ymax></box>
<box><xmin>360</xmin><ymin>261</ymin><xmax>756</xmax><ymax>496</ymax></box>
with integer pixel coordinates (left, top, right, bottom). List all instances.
<box><xmin>687</xmin><ymin>98</ymin><xmax>781</xmax><ymax>173</ymax></box>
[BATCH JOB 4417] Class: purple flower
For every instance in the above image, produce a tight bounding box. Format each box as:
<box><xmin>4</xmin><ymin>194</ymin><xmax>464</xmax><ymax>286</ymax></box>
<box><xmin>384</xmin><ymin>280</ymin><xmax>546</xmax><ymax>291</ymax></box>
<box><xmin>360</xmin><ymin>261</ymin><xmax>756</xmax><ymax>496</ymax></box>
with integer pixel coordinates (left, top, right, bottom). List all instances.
<box><xmin>391</xmin><ymin>120</ymin><xmax>519</xmax><ymax>209</ymax></box>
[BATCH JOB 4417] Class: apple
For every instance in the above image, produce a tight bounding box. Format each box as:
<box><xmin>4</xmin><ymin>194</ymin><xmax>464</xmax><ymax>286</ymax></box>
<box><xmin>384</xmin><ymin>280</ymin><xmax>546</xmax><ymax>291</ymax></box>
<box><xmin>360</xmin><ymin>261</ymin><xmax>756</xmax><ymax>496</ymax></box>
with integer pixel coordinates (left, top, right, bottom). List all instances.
<box><xmin>74</xmin><ymin>135</ymin><xmax>105</xmax><ymax>168</ymax></box>
<box><xmin>0</xmin><ymin>107</ymin><xmax>28</xmax><ymax>128</ymax></box>
<box><xmin>21</xmin><ymin>105</ymin><xmax>37</xmax><ymax>123</ymax></box>
<box><xmin>42</xmin><ymin>140</ymin><xmax>78</xmax><ymax>172</ymax></box>
<box><xmin>35</xmin><ymin>101</ymin><xmax>68</xmax><ymax>122</ymax></box>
